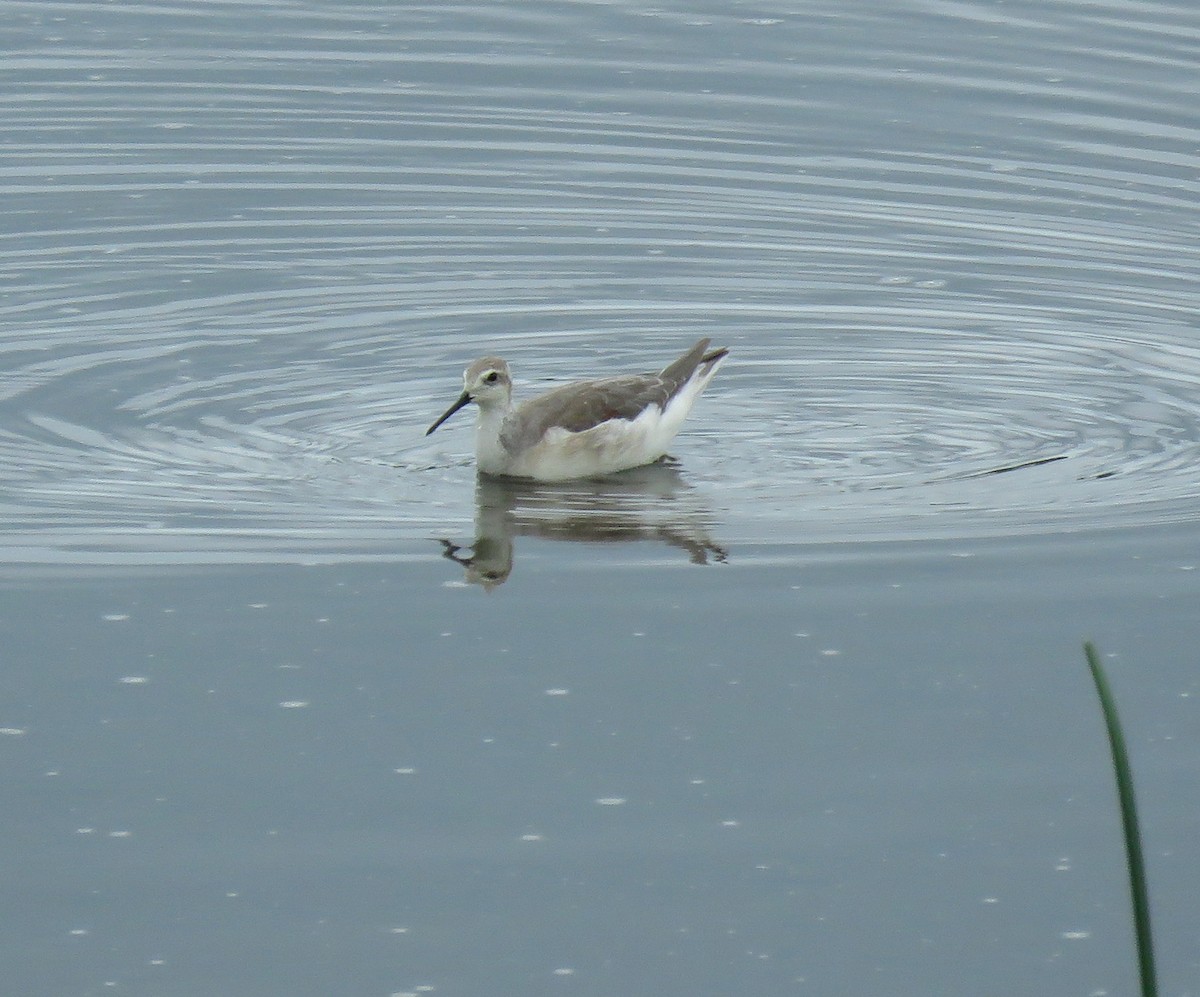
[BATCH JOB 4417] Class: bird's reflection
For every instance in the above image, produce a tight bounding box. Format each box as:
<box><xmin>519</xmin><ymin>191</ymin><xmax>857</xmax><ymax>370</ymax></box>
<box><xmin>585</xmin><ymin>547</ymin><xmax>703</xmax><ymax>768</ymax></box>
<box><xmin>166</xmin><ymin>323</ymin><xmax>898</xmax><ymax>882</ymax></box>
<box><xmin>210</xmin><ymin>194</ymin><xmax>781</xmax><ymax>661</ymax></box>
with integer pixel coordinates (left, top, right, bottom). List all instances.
<box><xmin>437</xmin><ymin>459</ymin><xmax>727</xmax><ymax>588</ymax></box>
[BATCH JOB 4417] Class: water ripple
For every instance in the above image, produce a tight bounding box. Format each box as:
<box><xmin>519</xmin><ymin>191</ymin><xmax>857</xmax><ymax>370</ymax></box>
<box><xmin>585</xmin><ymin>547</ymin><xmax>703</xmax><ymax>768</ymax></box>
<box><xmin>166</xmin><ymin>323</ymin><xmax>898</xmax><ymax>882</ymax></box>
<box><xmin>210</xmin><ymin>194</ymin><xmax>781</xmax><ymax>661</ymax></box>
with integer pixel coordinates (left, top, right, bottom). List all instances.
<box><xmin>2</xmin><ymin>0</ymin><xmax>1198</xmax><ymax>564</ymax></box>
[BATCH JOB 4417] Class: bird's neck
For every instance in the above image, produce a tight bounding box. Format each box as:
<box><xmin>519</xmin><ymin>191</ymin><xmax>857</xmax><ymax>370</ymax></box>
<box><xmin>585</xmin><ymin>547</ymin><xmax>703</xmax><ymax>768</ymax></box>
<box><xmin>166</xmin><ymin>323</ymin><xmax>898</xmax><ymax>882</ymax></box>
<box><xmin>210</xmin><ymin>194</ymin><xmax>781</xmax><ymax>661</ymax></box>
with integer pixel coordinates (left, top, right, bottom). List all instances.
<box><xmin>474</xmin><ymin>400</ymin><xmax>511</xmax><ymax>471</ymax></box>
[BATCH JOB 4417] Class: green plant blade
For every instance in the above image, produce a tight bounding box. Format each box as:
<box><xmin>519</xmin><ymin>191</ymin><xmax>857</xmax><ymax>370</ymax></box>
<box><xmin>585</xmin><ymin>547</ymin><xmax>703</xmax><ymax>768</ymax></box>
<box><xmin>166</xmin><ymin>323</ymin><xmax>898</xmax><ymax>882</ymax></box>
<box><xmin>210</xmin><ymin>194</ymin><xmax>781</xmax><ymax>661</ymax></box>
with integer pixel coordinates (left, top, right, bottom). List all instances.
<box><xmin>1084</xmin><ymin>641</ymin><xmax>1158</xmax><ymax>997</ymax></box>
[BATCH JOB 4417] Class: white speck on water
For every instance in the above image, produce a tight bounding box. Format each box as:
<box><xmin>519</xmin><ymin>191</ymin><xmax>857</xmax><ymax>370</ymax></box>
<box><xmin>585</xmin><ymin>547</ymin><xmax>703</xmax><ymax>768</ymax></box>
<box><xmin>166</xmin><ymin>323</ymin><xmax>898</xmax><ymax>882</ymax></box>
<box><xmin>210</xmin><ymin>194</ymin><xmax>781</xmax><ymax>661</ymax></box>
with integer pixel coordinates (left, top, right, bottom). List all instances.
<box><xmin>248</xmin><ymin>603</ymin><xmax>268</xmax><ymax>609</ymax></box>
<box><xmin>981</xmin><ymin>896</ymin><xmax>999</xmax><ymax>904</ymax></box>
<box><xmin>0</xmin><ymin>727</ymin><xmax>27</xmax><ymax>737</ymax></box>
<box><xmin>520</xmin><ymin>832</ymin><xmax>545</xmax><ymax>842</ymax></box>
<box><xmin>119</xmin><ymin>676</ymin><xmax>148</xmax><ymax>685</ymax></box>
<box><xmin>108</xmin><ymin>830</ymin><xmax>132</xmax><ymax>838</ymax></box>
<box><xmin>552</xmin><ymin>967</ymin><xmax>576</xmax><ymax>976</ymax></box>
<box><xmin>279</xmin><ymin>701</ymin><xmax>309</xmax><ymax>709</ymax></box>
<box><xmin>721</xmin><ymin>819</ymin><xmax>741</xmax><ymax>828</ymax></box>
<box><xmin>69</xmin><ymin>928</ymin><xmax>89</xmax><ymax>936</ymax></box>
<box><xmin>595</xmin><ymin>797</ymin><xmax>627</xmax><ymax>806</ymax></box>
<box><xmin>394</xmin><ymin>767</ymin><xmax>417</xmax><ymax>775</ymax></box>
<box><xmin>101</xmin><ymin>614</ymin><xmax>129</xmax><ymax>622</ymax></box>
<box><xmin>544</xmin><ymin>688</ymin><xmax>569</xmax><ymax>696</ymax></box>
<box><xmin>820</xmin><ymin>648</ymin><xmax>841</xmax><ymax>657</ymax></box>
<box><xmin>389</xmin><ymin>926</ymin><xmax>410</xmax><ymax>935</ymax></box>
<box><xmin>1061</xmin><ymin>930</ymin><xmax>1091</xmax><ymax>940</ymax></box>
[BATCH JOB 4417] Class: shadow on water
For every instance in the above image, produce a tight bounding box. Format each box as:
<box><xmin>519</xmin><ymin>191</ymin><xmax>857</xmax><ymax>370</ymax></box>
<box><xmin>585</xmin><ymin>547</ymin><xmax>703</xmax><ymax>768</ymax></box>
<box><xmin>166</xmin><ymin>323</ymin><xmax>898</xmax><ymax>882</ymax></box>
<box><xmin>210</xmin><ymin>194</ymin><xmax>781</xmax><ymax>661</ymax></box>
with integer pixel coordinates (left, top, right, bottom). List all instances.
<box><xmin>435</xmin><ymin>459</ymin><xmax>727</xmax><ymax>588</ymax></box>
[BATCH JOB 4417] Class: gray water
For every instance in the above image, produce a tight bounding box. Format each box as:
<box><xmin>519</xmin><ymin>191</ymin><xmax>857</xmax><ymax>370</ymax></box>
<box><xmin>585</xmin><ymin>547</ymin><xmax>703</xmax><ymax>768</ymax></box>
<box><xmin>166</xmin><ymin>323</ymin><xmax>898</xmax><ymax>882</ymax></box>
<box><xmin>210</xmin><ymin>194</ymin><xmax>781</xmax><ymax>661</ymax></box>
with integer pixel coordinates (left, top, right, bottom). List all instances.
<box><xmin>3</xmin><ymin>1</ymin><xmax>1199</xmax><ymax>995</ymax></box>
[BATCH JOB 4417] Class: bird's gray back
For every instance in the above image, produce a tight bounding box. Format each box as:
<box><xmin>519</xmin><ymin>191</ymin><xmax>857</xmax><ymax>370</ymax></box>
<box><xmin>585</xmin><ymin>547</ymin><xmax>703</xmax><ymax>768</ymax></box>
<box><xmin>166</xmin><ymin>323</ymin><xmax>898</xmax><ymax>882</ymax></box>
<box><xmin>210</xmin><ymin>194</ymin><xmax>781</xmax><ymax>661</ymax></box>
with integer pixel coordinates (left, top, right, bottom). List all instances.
<box><xmin>499</xmin><ymin>338</ymin><xmax>717</xmax><ymax>453</ymax></box>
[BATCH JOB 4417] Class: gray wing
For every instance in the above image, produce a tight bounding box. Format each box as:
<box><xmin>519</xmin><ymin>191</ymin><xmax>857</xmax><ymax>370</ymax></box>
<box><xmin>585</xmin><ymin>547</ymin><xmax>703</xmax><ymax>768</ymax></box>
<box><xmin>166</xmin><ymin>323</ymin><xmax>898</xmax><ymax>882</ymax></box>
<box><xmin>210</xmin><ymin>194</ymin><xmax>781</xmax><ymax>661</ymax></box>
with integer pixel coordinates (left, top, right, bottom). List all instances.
<box><xmin>501</xmin><ymin>338</ymin><xmax>722</xmax><ymax>451</ymax></box>
<box><xmin>501</xmin><ymin>374</ymin><xmax>670</xmax><ymax>451</ymax></box>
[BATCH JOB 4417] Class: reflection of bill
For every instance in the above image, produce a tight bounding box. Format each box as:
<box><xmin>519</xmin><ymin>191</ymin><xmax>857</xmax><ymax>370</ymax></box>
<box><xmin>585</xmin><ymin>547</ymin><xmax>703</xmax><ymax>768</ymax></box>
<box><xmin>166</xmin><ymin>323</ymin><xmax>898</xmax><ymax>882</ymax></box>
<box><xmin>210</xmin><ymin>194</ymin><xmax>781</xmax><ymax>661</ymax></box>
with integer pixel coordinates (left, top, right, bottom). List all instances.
<box><xmin>436</xmin><ymin>460</ymin><xmax>727</xmax><ymax>589</ymax></box>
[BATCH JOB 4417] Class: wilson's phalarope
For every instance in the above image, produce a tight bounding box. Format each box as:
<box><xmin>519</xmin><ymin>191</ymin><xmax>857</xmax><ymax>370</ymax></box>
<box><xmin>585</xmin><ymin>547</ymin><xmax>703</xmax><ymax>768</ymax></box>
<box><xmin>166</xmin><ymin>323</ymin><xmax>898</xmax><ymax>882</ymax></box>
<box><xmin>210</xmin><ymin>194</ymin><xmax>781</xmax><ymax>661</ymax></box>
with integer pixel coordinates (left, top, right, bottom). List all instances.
<box><xmin>426</xmin><ymin>337</ymin><xmax>729</xmax><ymax>481</ymax></box>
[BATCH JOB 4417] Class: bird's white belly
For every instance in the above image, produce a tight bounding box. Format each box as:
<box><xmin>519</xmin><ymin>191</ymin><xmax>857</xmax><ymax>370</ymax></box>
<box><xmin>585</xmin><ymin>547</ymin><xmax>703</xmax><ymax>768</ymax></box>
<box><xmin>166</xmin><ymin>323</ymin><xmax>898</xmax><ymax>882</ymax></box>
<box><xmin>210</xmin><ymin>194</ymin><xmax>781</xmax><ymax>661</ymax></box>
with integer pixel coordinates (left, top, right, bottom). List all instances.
<box><xmin>499</xmin><ymin>416</ymin><xmax>666</xmax><ymax>481</ymax></box>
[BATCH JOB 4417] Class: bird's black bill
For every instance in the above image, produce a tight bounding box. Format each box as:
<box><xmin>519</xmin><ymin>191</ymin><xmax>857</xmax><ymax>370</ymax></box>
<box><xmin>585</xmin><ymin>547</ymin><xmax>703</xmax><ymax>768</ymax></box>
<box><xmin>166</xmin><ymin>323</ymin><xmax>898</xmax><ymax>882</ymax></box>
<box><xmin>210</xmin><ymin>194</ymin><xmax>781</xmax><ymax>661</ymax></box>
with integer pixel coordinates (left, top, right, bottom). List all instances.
<box><xmin>425</xmin><ymin>391</ymin><xmax>472</xmax><ymax>436</ymax></box>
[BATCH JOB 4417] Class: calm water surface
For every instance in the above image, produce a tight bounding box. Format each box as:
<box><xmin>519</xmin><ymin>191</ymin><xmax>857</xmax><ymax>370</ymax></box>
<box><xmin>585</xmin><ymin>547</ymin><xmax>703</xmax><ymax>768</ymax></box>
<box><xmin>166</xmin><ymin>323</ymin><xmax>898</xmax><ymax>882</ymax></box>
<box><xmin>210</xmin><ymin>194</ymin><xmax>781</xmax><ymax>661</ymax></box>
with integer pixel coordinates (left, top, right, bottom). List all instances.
<box><xmin>2</xmin><ymin>1</ymin><xmax>1199</xmax><ymax>995</ymax></box>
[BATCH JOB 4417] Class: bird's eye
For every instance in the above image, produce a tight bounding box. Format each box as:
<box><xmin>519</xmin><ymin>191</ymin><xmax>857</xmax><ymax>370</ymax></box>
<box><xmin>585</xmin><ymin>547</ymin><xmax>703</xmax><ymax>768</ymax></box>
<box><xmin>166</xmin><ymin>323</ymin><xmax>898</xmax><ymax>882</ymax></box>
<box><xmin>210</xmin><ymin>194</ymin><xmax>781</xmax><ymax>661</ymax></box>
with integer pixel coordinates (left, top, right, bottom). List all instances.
<box><xmin>484</xmin><ymin>371</ymin><xmax>499</xmax><ymax>383</ymax></box>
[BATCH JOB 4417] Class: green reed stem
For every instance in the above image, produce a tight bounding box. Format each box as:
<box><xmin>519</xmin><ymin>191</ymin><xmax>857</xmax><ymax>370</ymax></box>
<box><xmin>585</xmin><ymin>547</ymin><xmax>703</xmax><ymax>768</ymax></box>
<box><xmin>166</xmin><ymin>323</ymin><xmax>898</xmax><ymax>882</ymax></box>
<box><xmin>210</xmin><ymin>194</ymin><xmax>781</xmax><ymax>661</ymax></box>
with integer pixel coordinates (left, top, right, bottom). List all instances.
<box><xmin>1084</xmin><ymin>641</ymin><xmax>1157</xmax><ymax>997</ymax></box>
